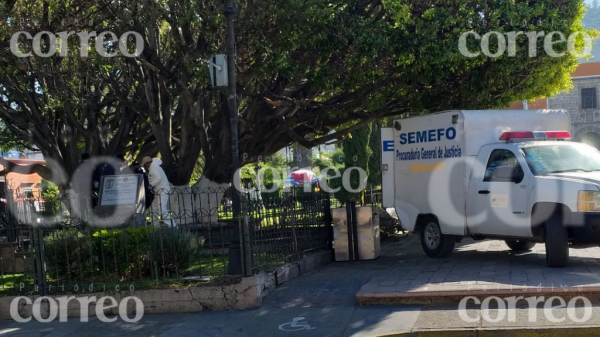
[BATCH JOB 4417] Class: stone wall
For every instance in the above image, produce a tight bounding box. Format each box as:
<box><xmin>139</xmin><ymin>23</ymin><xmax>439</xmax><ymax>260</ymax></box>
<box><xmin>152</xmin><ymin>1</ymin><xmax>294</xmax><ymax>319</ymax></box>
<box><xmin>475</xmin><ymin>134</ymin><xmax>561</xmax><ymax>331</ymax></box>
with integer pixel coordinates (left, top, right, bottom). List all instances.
<box><xmin>548</xmin><ymin>77</ymin><xmax>600</xmax><ymax>141</ymax></box>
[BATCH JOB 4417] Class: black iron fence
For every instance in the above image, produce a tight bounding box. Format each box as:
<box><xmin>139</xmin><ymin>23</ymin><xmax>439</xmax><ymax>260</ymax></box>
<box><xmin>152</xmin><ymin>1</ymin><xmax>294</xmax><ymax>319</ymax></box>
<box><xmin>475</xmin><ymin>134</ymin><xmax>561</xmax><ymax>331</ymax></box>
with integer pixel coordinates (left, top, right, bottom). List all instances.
<box><xmin>329</xmin><ymin>187</ymin><xmax>383</xmax><ymax>209</ymax></box>
<box><xmin>0</xmin><ymin>186</ymin><xmax>333</xmax><ymax>295</ymax></box>
<box><xmin>246</xmin><ymin>191</ymin><xmax>332</xmax><ymax>273</ymax></box>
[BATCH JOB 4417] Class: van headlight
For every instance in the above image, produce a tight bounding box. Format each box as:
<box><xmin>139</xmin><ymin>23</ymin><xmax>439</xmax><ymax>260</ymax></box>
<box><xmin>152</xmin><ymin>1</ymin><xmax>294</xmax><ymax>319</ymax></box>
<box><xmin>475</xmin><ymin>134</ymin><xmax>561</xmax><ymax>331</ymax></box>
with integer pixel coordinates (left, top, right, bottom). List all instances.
<box><xmin>578</xmin><ymin>191</ymin><xmax>600</xmax><ymax>212</ymax></box>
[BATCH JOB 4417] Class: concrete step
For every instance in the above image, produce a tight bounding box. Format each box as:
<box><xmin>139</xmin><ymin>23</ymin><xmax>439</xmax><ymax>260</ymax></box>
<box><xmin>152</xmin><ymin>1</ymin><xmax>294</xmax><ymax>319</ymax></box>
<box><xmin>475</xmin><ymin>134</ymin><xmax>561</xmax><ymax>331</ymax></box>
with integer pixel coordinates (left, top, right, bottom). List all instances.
<box><xmin>357</xmin><ymin>283</ymin><xmax>600</xmax><ymax>305</ymax></box>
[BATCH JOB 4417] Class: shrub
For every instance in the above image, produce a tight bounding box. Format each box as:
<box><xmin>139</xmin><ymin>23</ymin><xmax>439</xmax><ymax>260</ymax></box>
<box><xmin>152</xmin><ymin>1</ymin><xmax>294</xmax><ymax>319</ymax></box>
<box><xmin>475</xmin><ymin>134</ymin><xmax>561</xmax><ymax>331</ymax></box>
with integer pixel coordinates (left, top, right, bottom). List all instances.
<box><xmin>148</xmin><ymin>228</ymin><xmax>200</xmax><ymax>277</ymax></box>
<box><xmin>92</xmin><ymin>227</ymin><xmax>151</xmax><ymax>278</ymax></box>
<box><xmin>44</xmin><ymin>229</ymin><xmax>94</xmax><ymax>280</ymax></box>
<box><xmin>40</xmin><ymin>180</ymin><xmax>60</xmax><ymax>216</ymax></box>
<box><xmin>45</xmin><ymin>227</ymin><xmax>201</xmax><ymax>282</ymax></box>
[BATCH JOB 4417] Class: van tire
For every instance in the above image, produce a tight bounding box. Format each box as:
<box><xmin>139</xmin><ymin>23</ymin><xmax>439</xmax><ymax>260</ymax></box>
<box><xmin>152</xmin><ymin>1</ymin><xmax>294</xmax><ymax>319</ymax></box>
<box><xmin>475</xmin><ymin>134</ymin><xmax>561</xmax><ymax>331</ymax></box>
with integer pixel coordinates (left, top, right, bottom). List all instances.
<box><xmin>420</xmin><ymin>218</ymin><xmax>455</xmax><ymax>258</ymax></box>
<box><xmin>545</xmin><ymin>212</ymin><xmax>569</xmax><ymax>268</ymax></box>
<box><xmin>505</xmin><ymin>240</ymin><xmax>535</xmax><ymax>251</ymax></box>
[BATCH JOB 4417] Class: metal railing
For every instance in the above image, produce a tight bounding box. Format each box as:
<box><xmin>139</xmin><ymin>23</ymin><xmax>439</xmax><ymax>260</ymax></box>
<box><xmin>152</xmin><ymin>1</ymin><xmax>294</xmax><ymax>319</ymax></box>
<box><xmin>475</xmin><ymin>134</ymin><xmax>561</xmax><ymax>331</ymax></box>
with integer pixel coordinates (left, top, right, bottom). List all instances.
<box><xmin>0</xmin><ymin>186</ymin><xmax>333</xmax><ymax>295</ymax></box>
<box><xmin>246</xmin><ymin>191</ymin><xmax>332</xmax><ymax>273</ymax></box>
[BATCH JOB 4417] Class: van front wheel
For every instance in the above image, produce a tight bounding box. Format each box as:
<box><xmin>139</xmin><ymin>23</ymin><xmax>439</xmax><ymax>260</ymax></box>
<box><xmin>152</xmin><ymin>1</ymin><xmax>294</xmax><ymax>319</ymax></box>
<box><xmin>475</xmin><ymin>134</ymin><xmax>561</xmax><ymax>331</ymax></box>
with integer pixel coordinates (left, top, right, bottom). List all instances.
<box><xmin>420</xmin><ymin>218</ymin><xmax>455</xmax><ymax>258</ymax></box>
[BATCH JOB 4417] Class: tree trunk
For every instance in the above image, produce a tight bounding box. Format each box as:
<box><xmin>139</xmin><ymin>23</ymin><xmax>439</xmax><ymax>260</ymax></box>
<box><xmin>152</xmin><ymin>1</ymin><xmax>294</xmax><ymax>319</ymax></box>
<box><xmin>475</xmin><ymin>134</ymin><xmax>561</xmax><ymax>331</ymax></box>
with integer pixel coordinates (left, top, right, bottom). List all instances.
<box><xmin>294</xmin><ymin>146</ymin><xmax>313</xmax><ymax>169</ymax></box>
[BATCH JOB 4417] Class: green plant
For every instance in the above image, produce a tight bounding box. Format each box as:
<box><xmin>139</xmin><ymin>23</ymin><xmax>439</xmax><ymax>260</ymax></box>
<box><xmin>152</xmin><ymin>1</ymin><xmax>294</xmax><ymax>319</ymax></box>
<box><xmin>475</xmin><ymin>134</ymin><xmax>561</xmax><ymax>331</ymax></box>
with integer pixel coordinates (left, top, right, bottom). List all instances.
<box><xmin>40</xmin><ymin>180</ymin><xmax>60</xmax><ymax>216</ymax></box>
<box><xmin>189</xmin><ymin>156</ymin><xmax>206</xmax><ymax>186</ymax></box>
<box><xmin>148</xmin><ymin>228</ymin><xmax>200</xmax><ymax>277</ymax></box>
<box><xmin>45</xmin><ymin>227</ymin><xmax>203</xmax><ymax>282</ymax></box>
<box><xmin>368</xmin><ymin>121</ymin><xmax>382</xmax><ymax>189</ymax></box>
<box><xmin>258</xmin><ymin>152</ymin><xmax>288</xmax><ymax>199</ymax></box>
<box><xmin>92</xmin><ymin>227</ymin><xmax>151</xmax><ymax>279</ymax></box>
<box><xmin>44</xmin><ymin>229</ymin><xmax>94</xmax><ymax>280</ymax></box>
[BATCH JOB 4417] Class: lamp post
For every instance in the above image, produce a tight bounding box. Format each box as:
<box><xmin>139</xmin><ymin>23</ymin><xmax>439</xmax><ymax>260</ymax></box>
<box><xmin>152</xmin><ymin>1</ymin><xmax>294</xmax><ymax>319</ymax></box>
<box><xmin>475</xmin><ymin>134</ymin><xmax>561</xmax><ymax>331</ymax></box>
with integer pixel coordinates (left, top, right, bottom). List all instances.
<box><xmin>225</xmin><ymin>0</ymin><xmax>243</xmax><ymax>276</ymax></box>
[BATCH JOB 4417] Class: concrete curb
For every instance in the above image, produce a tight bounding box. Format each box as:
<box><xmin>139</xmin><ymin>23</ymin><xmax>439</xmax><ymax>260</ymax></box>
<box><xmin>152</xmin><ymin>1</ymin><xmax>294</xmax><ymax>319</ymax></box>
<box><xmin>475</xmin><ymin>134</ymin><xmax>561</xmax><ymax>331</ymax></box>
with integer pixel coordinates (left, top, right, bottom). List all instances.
<box><xmin>357</xmin><ymin>286</ymin><xmax>600</xmax><ymax>306</ymax></box>
<box><xmin>361</xmin><ymin>326</ymin><xmax>600</xmax><ymax>337</ymax></box>
<box><xmin>0</xmin><ymin>250</ymin><xmax>333</xmax><ymax>321</ymax></box>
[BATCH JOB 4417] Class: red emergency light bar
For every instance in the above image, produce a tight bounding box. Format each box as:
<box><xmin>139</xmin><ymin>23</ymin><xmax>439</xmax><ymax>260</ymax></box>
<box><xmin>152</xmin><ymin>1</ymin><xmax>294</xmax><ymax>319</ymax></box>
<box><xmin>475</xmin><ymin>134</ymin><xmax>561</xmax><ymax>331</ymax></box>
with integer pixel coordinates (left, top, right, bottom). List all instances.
<box><xmin>499</xmin><ymin>131</ymin><xmax>571</xmax><ymax>142</ymax></box>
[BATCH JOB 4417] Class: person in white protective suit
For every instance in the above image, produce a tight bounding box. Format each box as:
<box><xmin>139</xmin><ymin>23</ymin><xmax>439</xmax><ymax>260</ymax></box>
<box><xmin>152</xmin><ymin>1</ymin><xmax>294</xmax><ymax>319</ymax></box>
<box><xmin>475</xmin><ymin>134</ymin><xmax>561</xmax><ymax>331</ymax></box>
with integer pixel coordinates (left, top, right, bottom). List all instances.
<box><xmin>142</xmin><ymin>157</ymin><xmax>176</xmax><ymax>227</ymax></box>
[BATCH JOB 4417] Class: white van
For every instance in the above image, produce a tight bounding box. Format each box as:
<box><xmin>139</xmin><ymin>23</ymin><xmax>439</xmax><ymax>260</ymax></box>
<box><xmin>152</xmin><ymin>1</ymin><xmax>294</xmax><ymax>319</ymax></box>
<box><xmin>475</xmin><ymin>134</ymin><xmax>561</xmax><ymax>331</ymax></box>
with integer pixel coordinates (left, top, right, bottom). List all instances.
<box><xmin>381</xmin><ymin>110</ymin><xmax>600</xmax><ymax>267</ymax></box>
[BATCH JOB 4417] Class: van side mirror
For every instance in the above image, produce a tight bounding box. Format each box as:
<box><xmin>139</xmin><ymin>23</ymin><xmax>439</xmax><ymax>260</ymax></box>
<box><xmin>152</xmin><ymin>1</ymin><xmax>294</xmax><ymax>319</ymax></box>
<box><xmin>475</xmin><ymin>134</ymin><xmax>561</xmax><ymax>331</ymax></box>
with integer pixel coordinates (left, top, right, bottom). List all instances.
<box><xmin>494</xmin><ymin>167</ymin><xmax>524</xmax><ymax>183</ymax></box>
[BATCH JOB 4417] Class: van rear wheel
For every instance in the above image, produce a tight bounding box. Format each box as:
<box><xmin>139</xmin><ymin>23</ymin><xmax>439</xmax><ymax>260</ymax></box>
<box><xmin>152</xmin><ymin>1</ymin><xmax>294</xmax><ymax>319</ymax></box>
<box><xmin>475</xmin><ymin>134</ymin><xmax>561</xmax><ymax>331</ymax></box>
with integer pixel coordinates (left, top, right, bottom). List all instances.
<box><xmin>505</xmin><ymin>240</ymin><xmax>535</xmax><ymax>251</ymax></box>
<box><xmin>420</xmin><ymin>218</ymin><xmax>455</xmax><ymax>258</ymax></box>
<box><xmin>545</xmin><ymin>212</ymin><xmax>569</xmax><ymax>268</ymax></box>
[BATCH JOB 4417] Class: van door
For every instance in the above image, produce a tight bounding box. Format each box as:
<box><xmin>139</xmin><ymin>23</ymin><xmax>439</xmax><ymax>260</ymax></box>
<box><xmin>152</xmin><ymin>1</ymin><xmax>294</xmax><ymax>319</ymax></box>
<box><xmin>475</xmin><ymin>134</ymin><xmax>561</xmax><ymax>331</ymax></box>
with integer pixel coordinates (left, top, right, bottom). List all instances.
<box><xmin>468</xmin><ymin>146</ymin><xmax>532</xmax><ymax>238</ymax></box>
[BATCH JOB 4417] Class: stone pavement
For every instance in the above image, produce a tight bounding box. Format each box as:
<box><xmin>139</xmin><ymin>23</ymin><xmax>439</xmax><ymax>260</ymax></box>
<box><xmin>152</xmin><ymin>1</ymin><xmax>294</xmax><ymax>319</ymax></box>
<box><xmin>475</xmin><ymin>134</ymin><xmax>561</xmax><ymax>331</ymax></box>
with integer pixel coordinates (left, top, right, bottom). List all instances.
<box><xmin>357</xmin><ymin>236</ymin><xmax>600</xmax><ymax>304</ymax></box>
<box><xmin>5</xmin><ymin>235</ymin><xmax>600</xmax><ymax>336</ymax></box>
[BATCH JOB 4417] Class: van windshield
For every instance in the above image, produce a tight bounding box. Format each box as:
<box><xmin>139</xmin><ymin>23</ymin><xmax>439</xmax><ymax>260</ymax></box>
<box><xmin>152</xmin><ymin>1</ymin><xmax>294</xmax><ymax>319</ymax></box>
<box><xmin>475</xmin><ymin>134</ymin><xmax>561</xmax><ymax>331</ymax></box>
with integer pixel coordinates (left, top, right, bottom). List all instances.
<box><xmin>522</xmin><ymin>144</ymin><xmax>600</xmax><ymax>175</ymax></box>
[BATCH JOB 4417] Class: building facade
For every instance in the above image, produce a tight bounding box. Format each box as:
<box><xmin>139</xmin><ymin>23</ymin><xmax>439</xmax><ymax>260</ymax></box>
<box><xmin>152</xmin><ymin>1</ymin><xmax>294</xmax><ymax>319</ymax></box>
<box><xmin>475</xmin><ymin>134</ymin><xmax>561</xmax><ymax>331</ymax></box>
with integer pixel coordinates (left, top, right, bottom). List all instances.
<box><xmin>0</xmin><ymin>159</ymin><xmax>46</xmax><ymax>199</ymax></box>
<box><xmin>547</xmin><ymin>62</ymin><xmax>600</xmax><ymax>148</ymax></box>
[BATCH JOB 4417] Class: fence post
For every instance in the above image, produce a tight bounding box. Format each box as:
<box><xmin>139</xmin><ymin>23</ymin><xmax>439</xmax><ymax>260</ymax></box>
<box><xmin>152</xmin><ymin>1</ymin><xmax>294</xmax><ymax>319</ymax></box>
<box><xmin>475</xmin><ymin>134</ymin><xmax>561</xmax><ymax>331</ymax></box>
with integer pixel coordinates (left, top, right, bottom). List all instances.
<box><xmin>350</xmin><ymin>200</ymin><xmax>359</xmax><ymax>260</ymax></box>
<box><xmin>290</xmin><ymin>196</ymin><xmax>299</xmax><ymax>260</ymax></box>
<box><xmin>240</xmin><ymin>196</ymin><xmax>253</xmax><ymax>276</ymax></box>
<box><xmin>5</xmin><ymin>193</ymin><xmax>18</xmax><ymax>243</ymax></box>
<box><xmin>345</xmin><ymin>200</ymin><xmax>354</xmax><ymax>262</ymax></box>
<box><xmin>344</xmin><ymin>199</ymin><xmax>359</xmax><ymax>262</ymax></box>
<box><xmin>32</xmin><ymin>226</ymin><xmax>47</xmax><ymax>295</ymax></box>
<box><xmin>324</xmin><ymin>193</ymin><xmax>333</xmax><ymax>250</ymax></box>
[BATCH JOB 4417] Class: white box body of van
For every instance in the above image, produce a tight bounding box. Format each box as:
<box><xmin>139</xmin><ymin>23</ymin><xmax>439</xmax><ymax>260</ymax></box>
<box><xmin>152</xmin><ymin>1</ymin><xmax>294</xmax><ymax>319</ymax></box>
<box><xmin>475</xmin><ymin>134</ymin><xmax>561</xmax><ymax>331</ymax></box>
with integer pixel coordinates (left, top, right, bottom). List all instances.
<box><xmin>381</xmin><ymin>110</ymin><xmax>571</xmax><ymax>236</ymax></box>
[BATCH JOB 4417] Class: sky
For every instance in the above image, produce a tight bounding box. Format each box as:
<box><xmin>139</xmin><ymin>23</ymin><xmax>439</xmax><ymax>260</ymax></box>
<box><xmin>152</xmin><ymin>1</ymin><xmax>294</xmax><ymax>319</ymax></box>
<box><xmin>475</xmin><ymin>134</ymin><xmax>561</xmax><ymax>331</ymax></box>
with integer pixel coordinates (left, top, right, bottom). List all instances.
<box><xmin>583</xmin><ymin>2</ymin><xmax>600</xmax><ymax>62</ymax></box>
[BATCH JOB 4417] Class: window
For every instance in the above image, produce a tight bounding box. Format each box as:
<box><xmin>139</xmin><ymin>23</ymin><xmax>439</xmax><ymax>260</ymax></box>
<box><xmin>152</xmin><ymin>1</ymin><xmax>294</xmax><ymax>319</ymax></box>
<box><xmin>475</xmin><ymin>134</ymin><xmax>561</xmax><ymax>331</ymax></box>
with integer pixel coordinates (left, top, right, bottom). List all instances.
<box><xmin>23</xmin><ymin>189</ymin><xmax>33</xmax><ymax>198</ymax></box>
<box><xmin>582</xmin><ymin>88</ymin><xmax>597</xmax><ymax>109</ymax></box>
<box><xmin>484</xmin><ymin>149</ymin><xmax>523</xmax><ymax>182</ymax></box>
<box><xmin>522</xmin><ymin>143</ymin><xmax>600</xmax><ymax>175</ymax></box>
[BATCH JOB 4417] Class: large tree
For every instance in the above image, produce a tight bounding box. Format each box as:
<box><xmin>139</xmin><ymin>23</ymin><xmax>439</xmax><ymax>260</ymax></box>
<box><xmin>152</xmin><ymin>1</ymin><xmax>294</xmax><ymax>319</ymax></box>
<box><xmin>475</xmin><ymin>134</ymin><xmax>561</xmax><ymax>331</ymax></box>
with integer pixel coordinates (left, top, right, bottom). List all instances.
<box><xmin>340</xmin><ymin>123</ymin><xmax>372</xmax><ymax>202</ymax></box>
<box><xmin>368</xmin><ymin>121</ymin><xmax>382</xmax><ymax>188</ymax></box>
<box><xmin>0</xmin><ymin>0</ymin><xmax>591</xmax><ymax>187</ymax></box>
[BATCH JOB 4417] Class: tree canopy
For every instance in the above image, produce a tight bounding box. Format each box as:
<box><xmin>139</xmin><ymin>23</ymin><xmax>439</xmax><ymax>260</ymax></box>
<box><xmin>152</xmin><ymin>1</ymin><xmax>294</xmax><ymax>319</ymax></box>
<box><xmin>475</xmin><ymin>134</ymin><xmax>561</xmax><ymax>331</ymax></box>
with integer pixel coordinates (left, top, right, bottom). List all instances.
<box><xmin>0</xmin><ymin>0</ymin><xmax>592</xmax><ymax>186</ymax></box>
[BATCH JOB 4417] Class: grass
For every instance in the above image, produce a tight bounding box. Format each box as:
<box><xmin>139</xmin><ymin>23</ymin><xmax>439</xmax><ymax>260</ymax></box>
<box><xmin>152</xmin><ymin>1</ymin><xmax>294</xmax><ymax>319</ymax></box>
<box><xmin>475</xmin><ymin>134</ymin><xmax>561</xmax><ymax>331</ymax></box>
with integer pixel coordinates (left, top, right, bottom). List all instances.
<box><xmin>0</xmin><ymin>250</ymin><xmax>311</xmax><ymax>296</ymax></box>
<box><xmin>0</xmin><ymin>253</ymin><xmax>232</xmax><ymax>296</ymax></box>
<box><xmin>0</xmin><ymin>274</ymin><xmax>36</xmax><ymax>295</ymax></box>
<box><xmin>187</xmin><ymin>254</ymin><xmax>228</xmax><ymax>277</ymax></box>
<box><xmin>0</xmin><ymin>250</ymin><xmax>328</xmax><ymax>296</ymax></box>
<box><xmin>218</xmin><ymin>207</ymin><xmax>328</xmax><ymax>227</ymax></box>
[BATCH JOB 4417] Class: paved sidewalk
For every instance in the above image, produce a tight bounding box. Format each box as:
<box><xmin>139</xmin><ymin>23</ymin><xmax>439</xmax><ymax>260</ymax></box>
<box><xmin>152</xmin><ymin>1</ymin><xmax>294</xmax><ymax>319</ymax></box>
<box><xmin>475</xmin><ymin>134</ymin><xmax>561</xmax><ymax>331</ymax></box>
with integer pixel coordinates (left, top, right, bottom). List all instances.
<box><xmin>357</xmin><ymin>236</ymin><xmax>600</xmax><ymax>304</ymax></box>
<box><xmin>370</xmin><ymin>235</ymin><xmax>600</xmax><ymax>289</ymax></box>
<box><xmin>5</xmin><ymin>236</ymin><xmax>600</xmax><ymax>336</ymax></box>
